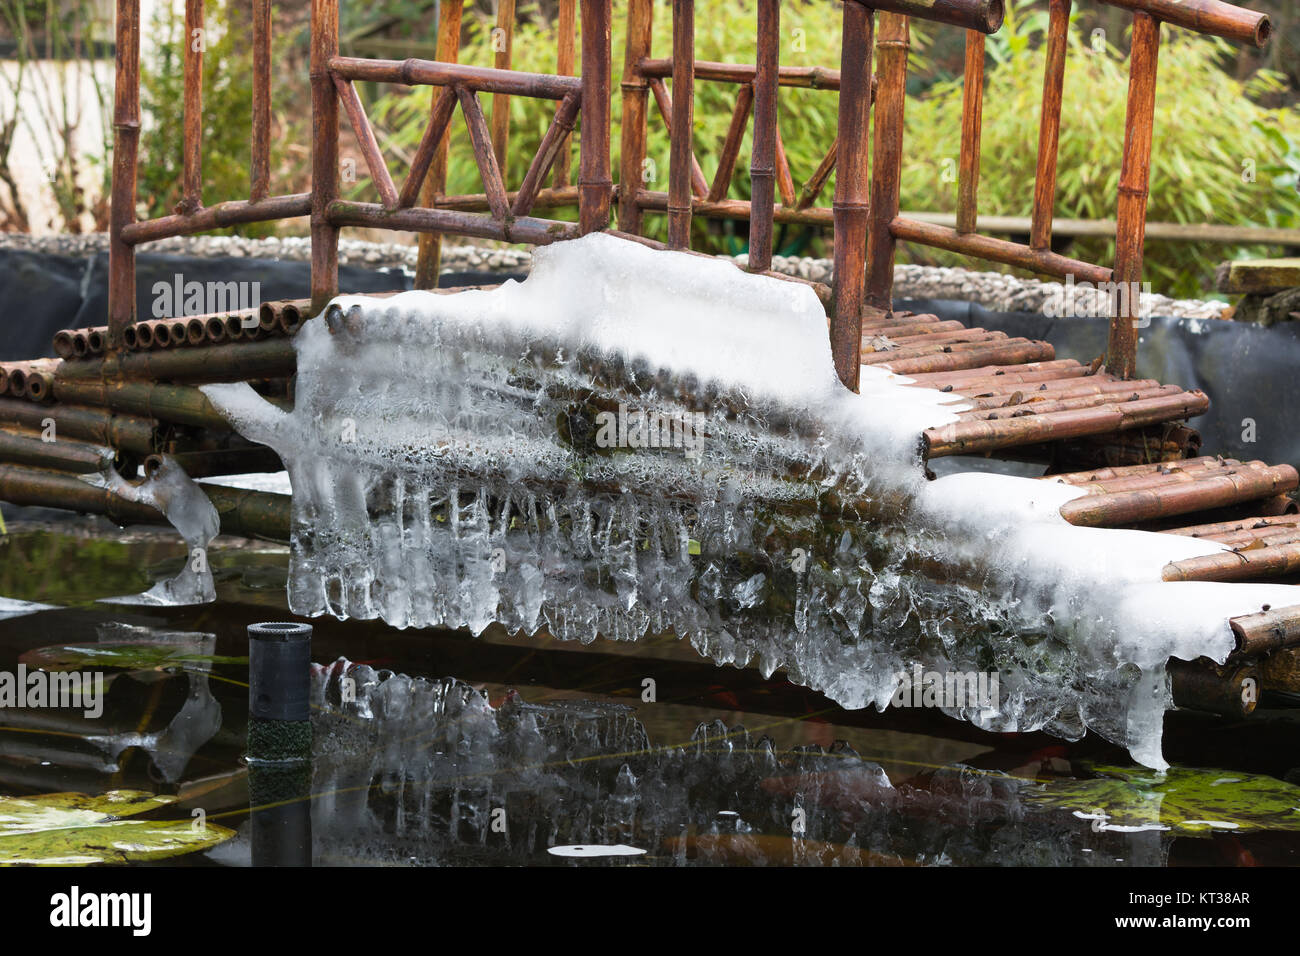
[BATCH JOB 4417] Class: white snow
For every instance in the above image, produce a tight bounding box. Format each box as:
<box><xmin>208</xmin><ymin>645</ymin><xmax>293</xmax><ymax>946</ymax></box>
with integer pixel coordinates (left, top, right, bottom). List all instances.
<box><xmin>201</xmin><ymin>233</ymin><xmax>1300</xmax><ymax>769</ymax></box>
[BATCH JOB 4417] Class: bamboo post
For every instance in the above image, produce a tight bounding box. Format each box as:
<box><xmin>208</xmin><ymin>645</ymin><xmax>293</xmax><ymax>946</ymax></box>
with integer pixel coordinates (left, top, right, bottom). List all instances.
<box><xmin>310</xmin><ymin>0</ymin><xmax>340</xmax><ymax>313</ymax></box>
<box><xmin>667</xmin><ymin>0</ymin><xmax>695</xmax><ymax>249</ymax></box>
<box><xmin>864</xmin><ymin>12</ymin><xmax>909</xmax><ymax>314</ymax></box>
<box><xmin>831</xmin><ymin>0</ymin><xmax>874</xmax><ymax>392</ymax></box>
<box><xmin>415</xmin><ymin>0</ymin><xmax>464</xmax><ymax>289</ymax></box>
<box><xmin>749</xmin><ymin>0</ymin><xmax>779</xmax><ymax>272</ymax></box>
<box><xmin>251</xmin><ymin>0</ymin><xmax>272</xmax><ymax>201</ymax></box>
<box><xmin>490</xmin><ymin>0</ymin><xmax>516</xmax><ymax>179</ymax></box>
<box><xmin>1107</xmin><ymin>10</ymin><xmax>1160</xmax><ymax>380</ymax></box>
<box><xmin>108</xmin><ymin>0</ymin><xmax>141</xmax><ymax>350</ymax></box>
<box><xmin>709</xmin><ymin>84</ymin><xmax>754</xmax><ymax>203</ymax></box>
<box><xmin>579</xmin><ymin>0</ymin><xmax>612</xmax><ymax>234</ymax></box>
<box><xmin>179</xmin><ymin>0</ymin><xmax>203</xmax><ymax>214</ymax></box>
<box><xmin>956</xmin><ymin>31</ymin><xmax>984</xmax><ymax>235</ymax></box>
<box><xmin>618</xmin><ymin>0</ymin><xmax>654</xmax><ymax>234</ymax></box>
<box><xmin>554</xmin><ymin>0</ymin><xmax>577</xmax><ymax>188</ymax></box>
<box><xmin>1031</xmin><ymin>0</ymin><xmax>1071</xmax><ymax>250</ymax></box>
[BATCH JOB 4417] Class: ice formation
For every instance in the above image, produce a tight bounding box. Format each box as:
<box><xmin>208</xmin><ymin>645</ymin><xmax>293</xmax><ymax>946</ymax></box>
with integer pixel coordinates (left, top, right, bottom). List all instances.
<box><xmin>82</xmin><ymin>455</ymin><xmax>219</xmax><ymax>605</ymax></box>
<box><xmin>202</xmin><ymin>233</ymin><xmax>1300</xmax><ymax>769</ymax></box>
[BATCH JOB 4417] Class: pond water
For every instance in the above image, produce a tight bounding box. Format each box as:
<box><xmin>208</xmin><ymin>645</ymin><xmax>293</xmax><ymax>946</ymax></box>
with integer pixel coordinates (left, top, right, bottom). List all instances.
<box><xmin>1</xmin><ymin>518</ymin><xmax>1298</xmax><ymax>867</ymax></box>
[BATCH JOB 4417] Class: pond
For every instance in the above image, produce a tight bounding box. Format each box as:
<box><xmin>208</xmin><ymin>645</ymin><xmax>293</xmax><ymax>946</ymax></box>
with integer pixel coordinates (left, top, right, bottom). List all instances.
<box><xmin>1</xmin><ymin>518</ymin><xmax>1298</xmax><ymax>867</ymax></box>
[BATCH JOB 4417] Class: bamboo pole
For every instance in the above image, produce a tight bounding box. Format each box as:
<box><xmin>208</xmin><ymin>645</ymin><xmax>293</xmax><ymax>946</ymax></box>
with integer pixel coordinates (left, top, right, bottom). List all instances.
<box><xmin>1097</xmin><ymin>0</ymin><xmax>1270</xmax><ymax>46</ymax></box>
<box><xmin>108</xmin><ymin>0</ymin><xmax>141</xmax><ymax>349</ymax></box>
<box><xmin>513</xmin><ymin>92</ymin><xmax>582</xmax><ymax>216</ymax></box>
<box><xmin>1031</xmin><ymin>0</ymin><xmax>1070</xmax><ymax>250</ymax></box>
<box><xmin>554</xmin><ymin>0</ymin><xmax>577</xmax><ymax>188</ymax></box>
<box><xmin>647</xmin><ymin>78</ymin><xmax>709</xmax><ymax>197</ymax></box>
<box><xmin>864</xmin><ymin>12</ymin><xmax>908</xmax><ymax>313</ymax></box>
<box><xmin>830</xmin><ymin>0</ymin><xmax>873</xmax><ymax>391</ymax></box>
<box><xmin>956</xmin><ymin>31</ymin><xmax>984</xmax><ymax>235</ymax></box>
<box><xmin>180</xmin><ymin>0</ymin><xmax>204</xmax><ymax>214</ymax></box>
<box><xmin>1231</xmin><ymin>606</ymin><xmax>1300</xmax><ymax>656</ymax></box>
<box><xmin>668</xmin><ymin>0</ymin><xmax>696</xmax><ymax>249</ymax></box>
<box><xmin>1169</xmin><ymin>660</ymin><xmax>1259</xmax><ymax>717</ymax></box>
<box><xmin>329</xmin><ymin>199</ymin><xmax>581</xmax><ymax>245</ymax></box>
<box><xmin>310</xmin><ymin>0</ymin><xmax>340</xmax><ymax>313</ymax></box>
<box><xmin>415</xmin><ymin>0</ymin><xmax>464</xmax><ymax>289</ymax></box>
<box><xmin>0</xmin><ymin>428</ymin><xmax>116</xmax><ymax>474</ymax></box>
<box><xmin>0</xmin><ymin>398</ymin><xmax>156</xmax><ymax>455</ymax></box>
<box><xmin>749</xmin><ymin>0</ymin><xmax>780</xmax><ymax>271</ymax></box>
<box><xmin>891</xmin><ymin>216</ymin><xmax>1114</xmax><ymax>284</ymax></box>
<box><xmin>1164</xmin><ymin>544</ymin><xmax>1300</xmax><ymax>584</ymax></box>
<box><xmin>251</xmin><ymin>0</ymin><xmax>272</xmax><ymax>201</ymax></box>
<box><xmin>618</xmin><ymin>0</ymin><xmax>655</xmax><ymax>234</ymax></box>
<box><xmin>490</xmin><ymin>0</ymin><xmax>517</xmax><ymax>178</ymax></box>
<box><xmin>1060</xmin><ymin>463</ymin><xmax>1297</xmax><ymax>527</ymax></box>
<box><xmin>457</xmin><ymin>86</ymin><xmax>512</xmax><ymax>220</ymax></box>
<box><xmin>56</xmin><ymin>341</ymin><xmax>297</xmax><ymax>389</ymax></box>
<box><xmin>640</xmin><ymin>58</ymin><xmax>840</xmax><ymax>89</ymax></box>
<box><xmin>795</xmin><ymin>136</ymin><xmax>836</xmax><ymax>211</ymax></box>
<box><xmin>400</xmin><ymin>87</ymin><xmax>459</xmax><ymax>209</ymax></box>
<box><xmin>1107</xmin><ymin>11</ymin><xmax>1159</xmax><ymax>380</ymax></box>
<box><xmin>579</xmin><ymin>0</ymin><xmax>612</xmax><ymax>234</ymax></box>
<box><xmin>334</xmin><ymin>77</ymin><xmax>400</xmax><ymax>209</ymax></box>
<box><xmin>121</xmin><ymin>193</ymin><xmax>312</xmax><ymax>244</ymax></box>
<box><xmin>709</xmin><ymin>84</ymin><xmax>753</xmax><ymax>203</ymax></box>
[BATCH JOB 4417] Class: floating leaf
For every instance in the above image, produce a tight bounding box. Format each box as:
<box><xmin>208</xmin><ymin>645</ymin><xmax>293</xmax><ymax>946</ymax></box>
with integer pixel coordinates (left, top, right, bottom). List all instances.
<box><xmin>0</xmin><ymin>790</ymin><xmax>234</xmax><ymax>865</ymax></box>
<box><xmin>1025</xmin><ymin>766</ymin><xmax>1300</xmax><ymax>835</ymax></box>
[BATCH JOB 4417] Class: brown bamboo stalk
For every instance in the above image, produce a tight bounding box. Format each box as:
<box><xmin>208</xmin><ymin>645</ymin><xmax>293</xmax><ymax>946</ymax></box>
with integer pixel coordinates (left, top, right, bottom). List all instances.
<box><xmin>864</xmin><ymin>12</ymin><xmax>908</xmax><ymax>313</ymax></box>
<box><xmin>708</xmin><ymin>84</ymin><xmax>753</xmax><ymax>203</ymax></box>
<box><xmin>310</xmin><ymin>0</ymin><xmax>340</xmax><ymax>313</ymax></box>
<box><xmin>513</xmin><ymin>92</ymin><xmax>583</xmax><ymax>216</ymax></box>
<box><xmin>1097</xmin><ymin>0</ymin><xmax>1270</xmax><ymax>47</ymax></box>
<box><xmin>882</xmin><ymin>340</ymin><xmax>1057</xmax><ymax>376</ymax></box>
<box><xmin>0</xmin><ymin>428</ymin><xmax>116</xmax><ymax>473</ymax></box>
<box><xmin>1060</xmin><ymin>464</ymin><xmax>1298</xmax><ymax>527</ymax></box>
<box><xmin>1164</xmin><ymin>544</ymin><xmax>1300</xmax><ymax>583</ymax></box>
<box><xmin>109</xmin><ymin>0</ymin><xmax>141</xmax><ymax>349</ymax></box>
<box><xmin>1050</xmin><ymin>454</ymin><xmax>1228</xmax><ymax>486</ymax></box>
<box><xmin>1031</xmin><ymin>0</ymin><xmax>1071</xmax><ymax>250</ymax></box>
<box><xmin>861</xmin><ymin>331</ymin><xmax>1012</xmax><ymax>365</ymax></box>
<box><xmin>457</xmin><ymin>86</ymin><xmax>511</xmax><ymax>220</ymax></box>
<box><xmin>579</xmin><ymin>0</ymin><xmax>613</xmax><ymax>234</ymax></box>
<box><xmin>1231</xmin><ymin>606</ymin><xmax>1300</xmax><ymax>656</ymax></box>
<box><xmin>796</xmin><ymin>137</ymin><xmax>837</xmax><ymax>211</ymax></box>
<box><xmin>328</xmin><ymin>199</ymin><xmax>581</xmax><ymax>245</ymax></box>
<box><xmin>866</xmin><ymin>0</ymin><xmax>1004</xmax><ymax>33</ymax></box>
<box><xmin>925</xmin><ymin>390</ymin><xmax>1207</xmax><ymax>457</ymax></box>
<box><xmin>554</xmin><ymin>0</ymin><xmax>577</xmax><ymax>188</ymax></box>
<box><xmin>891</xmin><ymin>216</ymin><xmax>1115</xmax><ymax>285</ymax></box>
<box><xmin>251</xmin><ymin>0</ymin><xmax>272</xmax><ymax>201</ymax></box>
<box><xmin>1065</xmin><ymin>459</ymin><xmax>1265</xmax><ymax>495</ymax></box>
<box><xmin>668</xmin><ymin>0</ymin><xmax>696</xmax><ymax>249</ymax></box>
<box><xmin>957</xmin><ymin>384</ymin><xmax>1179</xmax><ymax>419</ymax></box>
<box><xmin>1107</xmin><ymin>11</ymin><xmax>1159</xmax><ymax>380</ymax></box>
<box><xmin>956</xmin><ymin>31</ymin><xmax>984</xmax><ymax>235</ymax></box>
<box><xmin>830</xmin><ymin>0</ymin><xmax>873</xmax><ymax>389</ymax></box>
<box><xmin>415</xmin><ymin>0</ymin><xmax>464</xmax><ymax>289</ymax></box>
<box><xmin>333</xmin><ymin>75</ymin><xmax>399</xmax><ymax>209</ymax></box>
<box><xmin>399</xmin><ymin>87</ymin><xmax>458</xmax><ymax>209</ymax></box>
<box><xmin>490</xmin><ymin>0</ymin><xmax>517</xmax><ymax>179</ymax></box>
<box><xmin>749</xmin><ymin>0</ymin><xmax>780</xmax><ymax>273</ymax></box>
<box><xmin>121</xmin><ymin>193</ymin><xmax>312</xmax><ymax>244</ymax></box>
<box><xmin>904</xmin><ymin>359</ymin><xmax>1082</xmax><ymax>387</ymax></box>
<box><xmin>0</xmin><ymin>397</ymin><xmax>156</xmax><ymax>454</ymax></box>
<box><xmin>639</xmin><ymin>58</ymin><xmax>840</xmax><ymax>89</ymax></box>
<box><xmin>1163</xmin><ymin>512</ymin><xmax>1300</xmax><ymax>539</ymax></box>
<box><xmin>56</xmin><ymin>340</ymin><xmax>297</xmax><ymax>388</ymax></box>
<box><xmin>330</xmin><ymin>57</ymin><xmax>580</xmax><ymax>98</ymax></box>
<box><xmin>647</xmin><ymin>78</ymin><xmax>709</xmax><ymax>198</ymax></box>
<box><xmin>618</xmin><ymin>0</ymin><xmax>655</xmax><ymax>233</ymax></box>
<box><xmin>180</xmin><ymin>0</ymin><xmax>203</xmax><ymax>214</ymax></box>
<box><xmin>773</xmin><ymin>124</ymin><xmax>797</xmax><ymax>208</ymax></box>
<box><xmin>635</xmin><ymin>190</ymin><xmax>831</xmax><ymax>226</ymax></box>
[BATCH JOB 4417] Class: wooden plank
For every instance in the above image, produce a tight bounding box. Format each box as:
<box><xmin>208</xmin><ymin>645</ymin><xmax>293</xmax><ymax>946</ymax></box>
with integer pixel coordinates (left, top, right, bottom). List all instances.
<box><xmin>1216</xmin><ymin>258</ymin><xmax>1300</xmax><ymax>295</ymax></box>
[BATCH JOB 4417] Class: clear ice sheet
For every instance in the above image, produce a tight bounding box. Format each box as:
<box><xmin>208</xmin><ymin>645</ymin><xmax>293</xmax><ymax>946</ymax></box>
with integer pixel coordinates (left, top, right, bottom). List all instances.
<box><xmin>202</xmin><ymin>233</ymin><xmax>1300</xmax><ymax>769</ymax></box>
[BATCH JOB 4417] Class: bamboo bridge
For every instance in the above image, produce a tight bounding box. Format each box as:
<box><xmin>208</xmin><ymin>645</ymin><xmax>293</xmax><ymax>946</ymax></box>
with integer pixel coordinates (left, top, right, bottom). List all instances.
<box><xmin>1</xmin><ymin>0</ymin><xmax>1297</xmax><ymax>718</ymax></box>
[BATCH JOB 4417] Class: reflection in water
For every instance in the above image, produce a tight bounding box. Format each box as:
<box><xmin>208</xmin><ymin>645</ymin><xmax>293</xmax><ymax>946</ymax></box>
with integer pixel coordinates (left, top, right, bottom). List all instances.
<box><xmin>307</xmin><ymin>658</ymin><xmax>1171</xmax><ymax>866</ymax></box>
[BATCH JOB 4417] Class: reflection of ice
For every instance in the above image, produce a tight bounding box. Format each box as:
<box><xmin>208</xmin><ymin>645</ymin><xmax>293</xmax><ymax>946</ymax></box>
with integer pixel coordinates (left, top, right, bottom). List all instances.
<box><xmin>0</xmin><ymin>596</ymin><xmax>58</xmax><ymax>620</ymax></box>
<box><xmin>307</xmin><ymin>658</ymin><xmax>1168</xmax><ymax>867</ymax></box>
<box><xmin>204</xmin><ymin>234</ymin><xmax>1300</xmax><ymax>769</ymax></box>
<box><xmin>84</xmin><ymin>457</ymin><xmax>219</xmax><ymax>606</ymax></box>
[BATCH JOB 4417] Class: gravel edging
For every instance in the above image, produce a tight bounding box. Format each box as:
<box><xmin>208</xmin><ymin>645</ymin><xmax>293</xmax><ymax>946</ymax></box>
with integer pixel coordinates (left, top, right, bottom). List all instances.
<box><xmin>2</xmin><ymin>233</ymin><xmax>1229</xmax><ymax>321</ymax></box>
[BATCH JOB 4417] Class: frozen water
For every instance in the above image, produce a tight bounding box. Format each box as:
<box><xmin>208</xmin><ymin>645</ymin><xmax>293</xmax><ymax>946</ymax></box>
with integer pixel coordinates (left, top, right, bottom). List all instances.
<box><xmin>82</xmin><ymin>455</ymin><xmax>220</xmax><ymax>605</ymax></box>
<box><xmin>203</xmin><ymin>233</ymin><xmax>1300</xmax><ymax>768</ymax></box>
